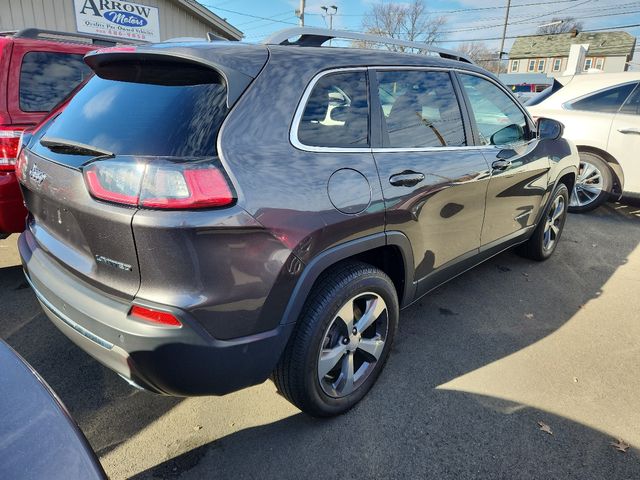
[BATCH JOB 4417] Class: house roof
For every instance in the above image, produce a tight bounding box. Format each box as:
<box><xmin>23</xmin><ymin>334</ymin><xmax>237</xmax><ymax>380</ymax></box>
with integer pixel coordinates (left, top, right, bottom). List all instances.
<box><xmin>172</xmin><ymin>0</ymin><xmax>242</xmax><ymax>40</ymax></box>
<box><xmin>509</xmin><ymin>30</ymin><xmax>636</xmax><ymax>59</ymax></box>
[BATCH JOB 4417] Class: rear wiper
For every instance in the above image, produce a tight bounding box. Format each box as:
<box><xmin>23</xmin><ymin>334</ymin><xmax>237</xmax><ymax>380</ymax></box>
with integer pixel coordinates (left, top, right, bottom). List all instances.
<box><xmin>40</xmin><ymin>137</ymin><xmax>114</xmax><ymax>158</ymax></box>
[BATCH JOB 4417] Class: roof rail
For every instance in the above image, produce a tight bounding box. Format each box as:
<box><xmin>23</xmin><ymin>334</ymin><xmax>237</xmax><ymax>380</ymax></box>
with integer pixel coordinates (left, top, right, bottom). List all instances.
<box><xmin>263</xmin><ymin>27</ymin><xmax>473</xmax><ymax>64</ymax></box>
<box><xmin>8</xmin><ymin>28</ymin><xmax>137</xmax><ymax>46</ymax></box>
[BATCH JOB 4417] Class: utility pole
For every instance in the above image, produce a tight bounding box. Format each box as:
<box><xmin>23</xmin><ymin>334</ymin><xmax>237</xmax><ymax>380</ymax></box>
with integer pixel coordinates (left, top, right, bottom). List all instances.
<box><xmin>498</xmin><ymin>0</ymin><xmax>511</xmax><ymax>75</ymax></box>
<box><xmin>321</xmin><ymin>5</ymin><xmax>338</xmax><ymax>44</ymax></box>
<box><xmin>296</xmin><ymin>0</ymin><xmax>305</xmax><ymax>27</ymax></box>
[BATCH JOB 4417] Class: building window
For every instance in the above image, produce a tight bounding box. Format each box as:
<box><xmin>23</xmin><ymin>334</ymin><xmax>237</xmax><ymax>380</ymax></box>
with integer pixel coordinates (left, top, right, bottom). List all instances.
<box><xmin>584</xmin><ymin>58</ymin><xmax>593</xmax><ymax>70</ymax></box>
<box><xmin>552</xmin><ymin>58</ymin><xmax>562</xmax><ymax>72</ymax></box>
<box><xmin>528</xmin><ymin>59</ymin><xmax>536</xmax><ymax>71</ymax></box>
<box><xmin>595</xmin><ymin>57</ymin><xmax>604</xmax><ymax>70</ymax></box>
<box><xmin>537</xmin><ymin>59</ymin><xmax>546</xmax><ymax>72</ymax></box>
<box><xmin>511</xmin><ymin>60</ymin><xmax>519</xmax><ymax>72</ymax></box>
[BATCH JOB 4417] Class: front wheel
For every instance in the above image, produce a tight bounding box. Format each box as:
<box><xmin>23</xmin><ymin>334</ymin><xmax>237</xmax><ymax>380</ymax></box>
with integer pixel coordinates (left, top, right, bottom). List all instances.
<box><xmin>272</xmin><ymin>261</ymin><xmax>399</xmax><ymax>417</ymax></box>
<box><xmin>517</xmin><ymin>183</ymin><xmax>569</xmax><ymax>261</ymax></box>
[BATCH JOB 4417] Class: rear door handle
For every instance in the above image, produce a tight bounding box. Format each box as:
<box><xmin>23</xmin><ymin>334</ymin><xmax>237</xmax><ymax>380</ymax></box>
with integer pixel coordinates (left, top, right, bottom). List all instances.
<box><xmin>618</xmin><ymin>127</ymin><xmax>640</xmax><ymax>135</ymax></box>
<box><xmin>389</xmin><ymin>171</ymin><xmax>425</xmax><ymax>187</ymax></box>
<box><xmin>492</xmin><ymin>159</ymin><xmax>512</xmax><ymax>171</ymax></box>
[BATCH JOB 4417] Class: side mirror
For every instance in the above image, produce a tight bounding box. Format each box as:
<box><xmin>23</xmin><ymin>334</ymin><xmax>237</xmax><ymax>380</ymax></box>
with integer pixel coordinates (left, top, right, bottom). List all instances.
<box><xmin>490</xmin><ymin>124</ymin><xmax>524</xmax><ymax>146</ymax></box>
<box><xmin>537</xmin><ymin>117</ymin><xmax>564</xmax><ymax>140</ymax></box>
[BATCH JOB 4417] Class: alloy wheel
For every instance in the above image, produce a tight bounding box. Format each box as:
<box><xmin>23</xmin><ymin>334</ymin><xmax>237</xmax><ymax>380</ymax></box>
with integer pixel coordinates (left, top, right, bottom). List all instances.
<box><xmin>543</xmin><ymin>194</ymin><xmax>565</xmax><ymax>251</ymax></box>
<box><xmin>570</xmin><ymin>160</ymin><xmax>603</xmax><ymax>208</ymax></box>
<box><xmin>317</xmin><ymin>292</ymin><xmax>388</xmax><ymax>398</ymax></box>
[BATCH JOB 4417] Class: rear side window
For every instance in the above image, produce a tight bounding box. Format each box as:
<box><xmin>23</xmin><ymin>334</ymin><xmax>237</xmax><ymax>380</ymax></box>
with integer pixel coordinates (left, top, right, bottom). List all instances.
<box><xmin>376</xmin><ymin>70</ymin><xmax>465</xmax><ymax>148</ymax></box>
<box><xmin>297</xmin><ymin>71</ymin><xmax>369</xmax><ymax>148</ymax></box>
<box><xmin>568</xmin><ymin>83</ymin><xmax>637</xmax><ymax>113</ymax></box>
<box><xmin>618</xmin><ymin>84</ymin><xmax>640</xmax><ymax>116</ymax></box>
<box><xmin>20</xmin><ymin>52</ymin><xmax>91</xmax><ymax>112</ymax></box>
<box><xmin>42</xmin><ymin>75</ymin><xmax>228</xmax><ymax>157</ymax></box>
<box><xmin>459</xmin><ymin>74</ymin><xmax>529</xmax><ymax>146</ymax></box>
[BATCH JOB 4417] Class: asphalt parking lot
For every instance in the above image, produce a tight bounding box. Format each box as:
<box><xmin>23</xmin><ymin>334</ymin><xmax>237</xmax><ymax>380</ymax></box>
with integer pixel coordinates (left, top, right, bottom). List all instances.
<box><xmin>1</xmin><ymin>200</ymin><xmax>640</xmax><ymax>479</ymax></box>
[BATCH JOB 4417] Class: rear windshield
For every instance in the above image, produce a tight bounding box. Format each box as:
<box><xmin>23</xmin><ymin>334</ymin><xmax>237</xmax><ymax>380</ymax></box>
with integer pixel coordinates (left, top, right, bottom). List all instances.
<box><xmin>525</xmin><ymin>79</ymin><xmax>564</xmax><ymax>107</ymax></box>
<box><xmin>42</xmin><ymin>75</ymin><xmax>228</xmax><ymax>157</ymax></box>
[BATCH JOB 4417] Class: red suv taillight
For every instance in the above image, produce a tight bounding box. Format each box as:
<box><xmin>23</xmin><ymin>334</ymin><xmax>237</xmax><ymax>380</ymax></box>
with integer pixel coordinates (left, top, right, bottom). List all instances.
<box><xmin>0</xmin><ymin>127</ymin><xmax>26</xmax><ymax>172</ymax></box>
<box><xmin>83</xmin><ymin>159</ymin><xmax>234</xmax><ymax>209</ymax></box>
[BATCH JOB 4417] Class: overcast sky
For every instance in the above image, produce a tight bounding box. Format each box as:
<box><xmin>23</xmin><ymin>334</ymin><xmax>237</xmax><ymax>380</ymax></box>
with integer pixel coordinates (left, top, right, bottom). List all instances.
<box><xmin>200</xmin><ymin>0</ymin><xmax>638</xmax><ymax>67</ymax></box>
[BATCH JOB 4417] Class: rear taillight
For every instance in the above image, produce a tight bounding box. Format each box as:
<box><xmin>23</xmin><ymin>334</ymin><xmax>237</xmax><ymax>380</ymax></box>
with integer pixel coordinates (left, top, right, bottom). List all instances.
<box><xmin>0</xmin><ymin>127</ymin><xmax>26</xmax><ymax>172</ymax></box>
<box><xmin>83</xmin><ymin>159</ymin><xmax>234</xmax><ymax>209</ymax></box>
<box><xmin>129</xmin><ymin>305</ymin><xmax>182</xmax><ymax>327</ymax></box>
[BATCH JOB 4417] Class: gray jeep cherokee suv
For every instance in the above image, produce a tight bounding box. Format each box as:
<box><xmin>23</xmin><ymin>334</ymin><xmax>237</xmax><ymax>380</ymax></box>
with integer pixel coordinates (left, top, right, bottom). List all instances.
<box><xmin>17</xmin><ymin>28</ymin><xmax>579</xmax><ymax>416</ymax></box>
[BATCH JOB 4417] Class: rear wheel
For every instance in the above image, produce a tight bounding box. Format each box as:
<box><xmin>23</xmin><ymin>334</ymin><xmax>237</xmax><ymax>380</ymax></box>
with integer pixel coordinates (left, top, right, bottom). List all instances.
<box><xmin>517</xmin><ymin>183</ymin><xmax>569</xmax><ymax>261</ymax></box>
<box><xmin>569</xmin><ymin>152</ymin><xmax>612</xmax><ymax>213</ymax></box>
<box><xmin>272</xmin><ymin>261</ymin><xmax>398</xmax><ymax>417</ymax></box>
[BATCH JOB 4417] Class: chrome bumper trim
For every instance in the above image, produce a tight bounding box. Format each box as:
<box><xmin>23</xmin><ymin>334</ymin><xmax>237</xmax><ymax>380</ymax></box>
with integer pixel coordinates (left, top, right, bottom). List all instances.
<box><xmin>24</xmin><ymin>271</ymin><xmax>114</xmax><ymax>351</ymax></box>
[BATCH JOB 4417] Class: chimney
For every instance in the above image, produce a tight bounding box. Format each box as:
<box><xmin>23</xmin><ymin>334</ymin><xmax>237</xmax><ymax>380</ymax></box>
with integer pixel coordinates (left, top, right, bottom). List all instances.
<box><xmin>570</xmin><ymin>28</ymin><xmax>579</xmax><ymax>38</ymax></box>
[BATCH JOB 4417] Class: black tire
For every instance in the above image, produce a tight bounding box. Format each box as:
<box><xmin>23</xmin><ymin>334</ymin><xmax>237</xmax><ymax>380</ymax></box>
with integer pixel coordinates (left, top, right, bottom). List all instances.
<box><xmin>517</xmin><ymin>183</ymin><xmax>569</xmax><ymax>261</ymax></box>
<box><xmin>272</xmin><ymin>261</ymin><xmax>399</xmax><ymax>417</ymax></box>
<box><xmin>568</xmin><ymin>151</ymin><xmax>612</xmax><ymax>213</ymax></box>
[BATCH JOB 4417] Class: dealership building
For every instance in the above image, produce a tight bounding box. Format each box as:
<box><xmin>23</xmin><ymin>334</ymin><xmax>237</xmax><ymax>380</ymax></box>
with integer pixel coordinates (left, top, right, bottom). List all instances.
<box><xmin>0</xmin><ymin>0</ymin><xmax>242</xmax><ymax>43</ymax></box>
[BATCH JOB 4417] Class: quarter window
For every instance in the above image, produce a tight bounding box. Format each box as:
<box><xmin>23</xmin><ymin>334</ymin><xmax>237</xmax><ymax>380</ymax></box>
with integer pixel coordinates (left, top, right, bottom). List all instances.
<box><xmin>20</xmin><ymin>52</ymin><xmax>91</xmax><ymax>112</ymax></box>
<box><xmin>619</xmin><ymin>84</ymin><xmax>640</xmax><ymax>116</ymax></box>
<box><xmin>375</xmin><ymin>70</ymin><xmax>466</xmax><ymax>148</ymax></box>
<box><xmin>569</xmin><ymin>83</ymin><xmax>636</xmax><ymax>113</ymax></box>
<box><xmin>459</xmin><ymin>74</ymin><xmax>529</xmax><ymax>146</ymax></box>
<box><xmin>297</xmin><ymin>71</ymin><xmax>369</xmax><ymax>148</ymax></box>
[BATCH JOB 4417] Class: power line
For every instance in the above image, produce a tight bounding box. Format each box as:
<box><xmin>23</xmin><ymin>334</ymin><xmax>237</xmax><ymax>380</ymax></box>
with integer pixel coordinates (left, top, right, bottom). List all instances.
<box><xmin>201</xmin><ymin>4</ymin><xmax>299</xmax><ymax>26</ymax></box>
<box><xmin>305</xmin><ymin>0</ymin><xmax>585</xmax><ymax>16</ymax></box>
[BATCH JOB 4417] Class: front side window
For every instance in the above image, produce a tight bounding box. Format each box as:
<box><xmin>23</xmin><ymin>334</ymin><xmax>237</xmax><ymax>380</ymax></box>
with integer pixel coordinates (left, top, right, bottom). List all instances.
<box><xmin>459</xmin><ymin>73</ymin><xmax>529</xmax><ymax>146</ymax></box>
<box><xmin>20</xmin><ymin>52</ymin><xmax>92</xmax><ymax>112</ymax></box>
<box><xmin>569</xmin><ymin>83</ymin><xmax>636</xmax><ymax>113</ymax></box>
<box><xmin>297</xmin><ymin>71</ymin><xmax>369</xmax><ymax>148</ymax></box>
<box><xmin>376</xmin><ymin>70</ymin><xmax>466</xmax><ymax>148</ymax></box>
<box><xmin>619</xmin><ymin>84</ymin><xmax>640</xmax><ymax>116</ymax></box>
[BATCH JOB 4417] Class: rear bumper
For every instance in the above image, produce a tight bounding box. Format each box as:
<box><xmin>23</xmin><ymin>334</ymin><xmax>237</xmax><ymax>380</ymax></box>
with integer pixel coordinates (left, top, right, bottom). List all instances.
<box><xmin>0</xmin><ymin>172</ymin><xmax>27</xmax><ymax>234</ymax></box>
<box><xmin>19</xmin><ymin>230</ymin><xmax>294</xmax><ymax>396</ymax></box>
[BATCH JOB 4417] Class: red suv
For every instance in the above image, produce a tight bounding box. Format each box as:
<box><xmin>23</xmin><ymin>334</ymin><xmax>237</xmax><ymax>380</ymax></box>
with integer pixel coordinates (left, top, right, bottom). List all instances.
<box><xmin>0</xmin><ymin>29</ymin><xmax>116</xmax><ymax>237</ymax></box>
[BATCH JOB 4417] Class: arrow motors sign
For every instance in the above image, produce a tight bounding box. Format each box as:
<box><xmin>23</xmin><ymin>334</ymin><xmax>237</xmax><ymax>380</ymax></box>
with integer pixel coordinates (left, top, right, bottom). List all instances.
<box><xmin>74</xmin><ymin>0</ymin><xmax>161</xmax><ymax>43</ymax></box>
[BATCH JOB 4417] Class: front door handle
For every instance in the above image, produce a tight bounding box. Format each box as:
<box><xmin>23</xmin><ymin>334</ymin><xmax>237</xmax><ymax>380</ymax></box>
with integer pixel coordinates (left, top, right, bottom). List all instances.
<box><xmin>389</xmin><ymin>170</ymin><xmax>425</xmax><ymax>187</ymax></box>
<box><xmin>618</xmin><ymin>127</ymin><xmax>640</xmax><ymax>135</ymax></box>
<box><xmin>492</xmin><ymin>159</ymin><xmax>512</xmax><ymax>171</ymax></box>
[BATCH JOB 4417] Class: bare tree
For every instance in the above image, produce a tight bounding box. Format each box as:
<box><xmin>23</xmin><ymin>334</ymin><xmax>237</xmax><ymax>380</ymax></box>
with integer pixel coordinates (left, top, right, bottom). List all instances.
<box><xmin>458</xmin><ymin>42</ymin><xmax>501</xmax><ymax>74</ymax></box>
<box><xmin>536</xmin><ymin>17</ymin><xmax>584</xmax><ymax>34</ymax></box>
<box><xmin>360</xmin><ymin>0</ymin><xmax>446</xmax><ymax>52</ymax></box>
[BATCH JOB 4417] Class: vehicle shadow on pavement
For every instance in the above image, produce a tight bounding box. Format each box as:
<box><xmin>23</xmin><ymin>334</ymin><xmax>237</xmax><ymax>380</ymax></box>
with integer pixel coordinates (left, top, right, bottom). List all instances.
<box><xmin>0</xmin><ymin>264</ymin><xmax>183</xmax><ymax>458</ymax></box>
<box><xmin>129</xmin><ymin>203</ymin><xmax>640</xmax><ymax>479</ymax></box>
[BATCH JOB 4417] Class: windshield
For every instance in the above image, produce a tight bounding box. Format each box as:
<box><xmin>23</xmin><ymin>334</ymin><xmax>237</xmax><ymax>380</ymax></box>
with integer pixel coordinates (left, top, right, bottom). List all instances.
<box><xmin>40</xmin><ymin>76</ymin><xmax>228</xmax><ymax>158</ymax></box>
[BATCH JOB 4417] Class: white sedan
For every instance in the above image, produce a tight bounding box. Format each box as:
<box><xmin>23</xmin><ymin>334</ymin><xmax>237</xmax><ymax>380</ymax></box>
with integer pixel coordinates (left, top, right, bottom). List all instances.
<box><xmin>527</xmin><ymin>72</ymin><xmax>640</xmax><ymax>212</ymax></box>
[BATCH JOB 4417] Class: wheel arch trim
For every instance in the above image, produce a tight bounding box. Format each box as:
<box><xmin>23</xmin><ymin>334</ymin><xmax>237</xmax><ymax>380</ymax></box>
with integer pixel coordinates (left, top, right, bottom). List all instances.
<box><xmin>279</xmin><ymin>231</ymin><xmax>415</xmax><ymax>326</ymax></box>
<box><xmin>534</xmin><ymin>165</ymin><xmax>577</xmax><ymax>227</ymax></box>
